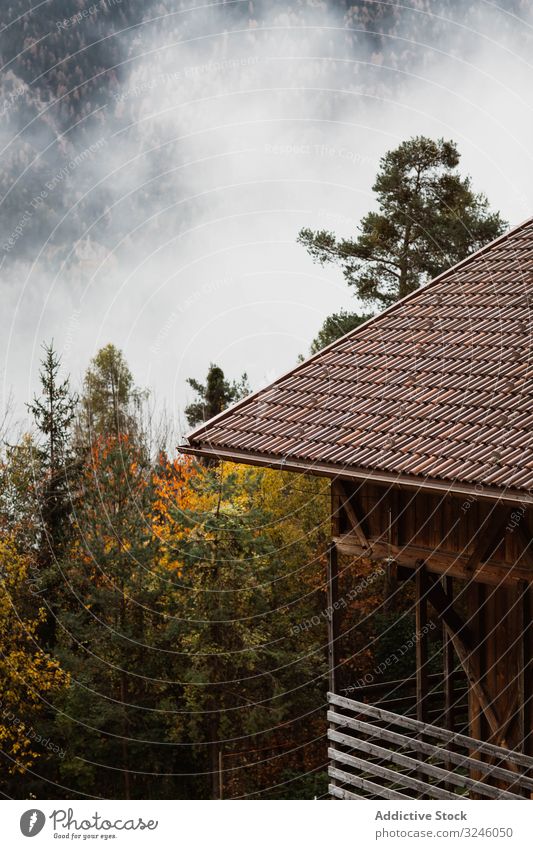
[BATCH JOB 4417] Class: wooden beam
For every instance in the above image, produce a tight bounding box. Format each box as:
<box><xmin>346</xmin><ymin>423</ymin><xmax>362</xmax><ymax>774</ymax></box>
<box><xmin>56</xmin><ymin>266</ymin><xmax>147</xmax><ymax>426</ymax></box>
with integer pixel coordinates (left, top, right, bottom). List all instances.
<box><xmin>422</xmin><ymin>576</ymin><xmax>517</xmax><ymax>759</ymax></box>
<box><xmin>516</xmin><ymin>515</ymin><xmax>533</xmax><ymax>568</ymax></box>
<box><xmin>425</xmin><ymin>578</ymin><xmax>473</xmax><ymax>644</ymax></box>
<box><xmin>333</xmin><ymin>534</ymin><xmax>533</xmax><ymax>587</ymax></box>
<box><xmin>441</xmin><ymin>623</ymin><xmax>515</xmax><ymax>751</ymax></box>
<box><xmin>326</xmin><ymin>542</ymin><xmax>339</xmax><ymax>695</ymax></box>
<box><xmin>517</xmin><ymin>580</ymin><xmax>532</xmax><ymax>758</ymax></box>
<box><xmin>442</xmin><ymin>575</ymin><xmax>455</xmax><ymax>791</ymax></box>
<box><xmin>337</xmin><ymin>481</ymin><xmax>370</xmax><ymax>550</ymax></box>
<box><xmin>463</xmin><ymin>510</ymin><xmax>509</xmax><ymax>575</ymax></box>
<box><xmin>415</xmin><ymin>564</ymin><xmax>430</xmax><ymax>723</ymax></box>
<box><xmin>442</xmin><ymin>576</ymin><xmax>455</xmax><ymax>735</ymax></box>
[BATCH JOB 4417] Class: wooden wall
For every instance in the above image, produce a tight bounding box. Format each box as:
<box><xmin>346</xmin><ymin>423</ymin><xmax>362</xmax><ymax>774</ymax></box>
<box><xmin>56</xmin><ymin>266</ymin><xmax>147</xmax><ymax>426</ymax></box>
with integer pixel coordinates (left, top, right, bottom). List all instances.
<box><xmin>332</xmin><ymin>478</ymin><xmax>533</xmax><ymax>756</ymax></box>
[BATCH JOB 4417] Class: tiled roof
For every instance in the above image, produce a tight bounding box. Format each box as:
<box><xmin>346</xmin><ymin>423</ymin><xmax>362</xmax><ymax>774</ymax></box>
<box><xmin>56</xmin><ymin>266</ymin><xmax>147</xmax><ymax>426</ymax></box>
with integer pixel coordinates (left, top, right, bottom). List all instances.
<box><xmin>182</xmin><ymin>218</ymin><xmax>533</xmax><ymax>501</ymax></box>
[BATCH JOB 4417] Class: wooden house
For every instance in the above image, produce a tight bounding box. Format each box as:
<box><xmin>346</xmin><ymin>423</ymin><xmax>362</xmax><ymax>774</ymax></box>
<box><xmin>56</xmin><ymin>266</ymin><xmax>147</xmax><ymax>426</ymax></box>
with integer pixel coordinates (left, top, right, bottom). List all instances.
<box><xmin>181</xmin><ymin>218</ymin><xmax>533</xmax><ymax>799</ymax></box>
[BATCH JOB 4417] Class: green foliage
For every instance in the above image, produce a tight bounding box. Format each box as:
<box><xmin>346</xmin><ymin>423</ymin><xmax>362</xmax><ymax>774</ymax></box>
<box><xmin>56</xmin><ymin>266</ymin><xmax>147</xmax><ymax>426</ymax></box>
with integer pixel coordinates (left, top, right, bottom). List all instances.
<box><xmin>27</xmin><ymin>342</ymin><xmax>77</xmax><ymax>473</ymax></box>
<box><xmin>171</xmin><ymin>464</ymin><xmax>326</xmax><ymax>798</ymax></box>
<box><xmin>298</xmin><ymin>136</ymin><xmax>506</xmax><ymax>306</ymax></box>
<box><xmin>262</xmin><ymin>769</ymin><xmax>329</xmax><ymax>799</ymax></box>
<box><xmin>309</xmin><ymin>309</ymin><xmax>373</xmax><ymax>354</ymax></box>
<box><xmin>55</xmin><ymin>434</ymin><xmax>178</xmax><ymax>799</ymax></box>
<box><xmin>185</xmin><ymin>364</ymin><xmax>250</xmax><ymax>428</ymax></box>
<box><xmin>26</xmin><ymin>342</ymin><xmax>78</xmax><ymax>647</ymax></box>
<box><xmin>372</xmin><ymin>609</ymin><xmax>442</xmax><ymax>682</ymax></box>
<box><xmin>0</xmin><ymin>536</ymin><xmax>68</xmax><ymax>792</ymax></box>
<box><xmin>79</xmin><ymin>343</ymin><xmax>147</xmax><ymax>441</ymax></box>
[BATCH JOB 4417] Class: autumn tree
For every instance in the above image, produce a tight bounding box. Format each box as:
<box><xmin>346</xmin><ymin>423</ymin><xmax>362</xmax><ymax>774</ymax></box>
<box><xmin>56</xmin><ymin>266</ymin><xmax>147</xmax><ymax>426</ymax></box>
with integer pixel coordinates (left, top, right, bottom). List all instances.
<box><xmin>55</xmin><ymin>433</ymin><xmax>182</xmax><ymax>798</ymax></box>
<box><xmin>55</xmin><ymin>348</ymin><xmax>186</xmax><ymax>799</ymax></box>
<box><xmin>169</xmin><ymin>463</ymin><xmax>327</xmax><ymax>799</ymax></box>
<box><xmin>79</xmin><ymin>343</ymin><xmax>146</xmax><ymax>442</ymax></box>
<box><xmin>0</xmin><ymin>435</ymin><xmax>42</xmax><ymax>551</ymax></box>
<box><xmin>298</xmin><ymin>136</ymin><xmax>506</xmax><ymax>307</ymax></box>
<box><xmin>0</xmin><ymin>536</ymin><xmax>68</xmax><ymax>794</ymax></box>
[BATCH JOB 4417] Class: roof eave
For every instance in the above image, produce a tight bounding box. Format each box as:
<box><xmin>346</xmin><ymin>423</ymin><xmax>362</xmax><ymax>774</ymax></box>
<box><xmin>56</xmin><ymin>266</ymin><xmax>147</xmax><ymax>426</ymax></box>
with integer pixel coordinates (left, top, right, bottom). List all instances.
<box><xmin>179</xmin><ymin>443</ymin><xmax>533</xmax><ymax>506</ymax></box>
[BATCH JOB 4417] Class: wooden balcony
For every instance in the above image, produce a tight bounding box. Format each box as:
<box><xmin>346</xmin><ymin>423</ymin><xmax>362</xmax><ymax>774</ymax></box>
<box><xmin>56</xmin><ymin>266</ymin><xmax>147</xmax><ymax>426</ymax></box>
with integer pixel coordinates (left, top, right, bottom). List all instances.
<box><xmin>328</xmin><ymin>691</ymin><xmax>533</xmax><ymax>800</ymax></box>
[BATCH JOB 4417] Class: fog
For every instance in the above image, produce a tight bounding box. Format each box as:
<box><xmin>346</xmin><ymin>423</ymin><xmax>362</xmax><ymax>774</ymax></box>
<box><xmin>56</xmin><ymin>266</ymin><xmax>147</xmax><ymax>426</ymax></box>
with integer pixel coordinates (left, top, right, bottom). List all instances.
<box><xmin>1</xmin><ymin>0</ymin><xmax>532</xmax><ymax>438</ymax></box>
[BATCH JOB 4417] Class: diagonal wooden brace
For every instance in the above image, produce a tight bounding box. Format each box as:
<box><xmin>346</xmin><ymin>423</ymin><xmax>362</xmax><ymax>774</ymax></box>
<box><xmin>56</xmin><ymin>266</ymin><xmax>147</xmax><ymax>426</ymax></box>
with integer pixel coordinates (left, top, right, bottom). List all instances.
<box><xmin>337</xmin><ymin>481</ymin><xmax>370</xmax><ymax>550</ymax></box>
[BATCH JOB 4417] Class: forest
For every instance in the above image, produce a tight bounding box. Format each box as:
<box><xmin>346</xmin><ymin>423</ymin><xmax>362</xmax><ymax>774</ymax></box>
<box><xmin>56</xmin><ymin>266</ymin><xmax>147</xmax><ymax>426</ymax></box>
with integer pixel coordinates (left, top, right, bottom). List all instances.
<box><xmin>0</xmin><ymin>131</ymin><xmax>508</xmax><ymax>799</ymax></box>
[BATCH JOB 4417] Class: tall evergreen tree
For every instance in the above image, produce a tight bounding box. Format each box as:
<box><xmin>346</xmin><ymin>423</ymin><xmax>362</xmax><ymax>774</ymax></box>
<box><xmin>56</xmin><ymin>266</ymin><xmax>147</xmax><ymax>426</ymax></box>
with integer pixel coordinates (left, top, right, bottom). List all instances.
<box><xmin>27</xmin><ymin>342</ymin><xmax>77</xmax><ymax>645</ymax></box>
<box><xmin>298</xmin><ymin>136</ymin><xmax>506</xmax><ymax>307</ymax></box>
<box><xmin>185</xmin><ymin>364</ymin><xmax>249</xmax><ymax>429</ymax></box>
<box><xmin>28</xmin><ymin>342</ymin><xmax>77</xmax><ymax>482</ymax></box>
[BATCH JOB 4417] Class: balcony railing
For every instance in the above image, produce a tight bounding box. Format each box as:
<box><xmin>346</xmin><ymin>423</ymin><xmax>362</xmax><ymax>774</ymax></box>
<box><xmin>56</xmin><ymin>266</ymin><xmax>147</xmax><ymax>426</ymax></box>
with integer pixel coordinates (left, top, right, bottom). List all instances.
<box><xmin>328</xmin><ymin>692</ymin><xmax>533</xmax><ymax>800</ymax></box>
<box><xmin>339</xmin><ymin>672</ymin><xmax>468</xmax><ymax>727</ymax></box>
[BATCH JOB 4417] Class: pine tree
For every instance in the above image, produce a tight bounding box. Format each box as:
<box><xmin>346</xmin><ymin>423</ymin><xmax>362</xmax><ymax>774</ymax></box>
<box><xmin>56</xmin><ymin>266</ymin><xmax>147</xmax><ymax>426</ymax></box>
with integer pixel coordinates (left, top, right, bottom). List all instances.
<box><xmin>309</xmin><ymin>310</ymin><xmax>373</xmax><ymax>354</ymax></box>
<box><xmin>298</xmin><ymin>136</ymin><xmax>506</xmax><ymax>307</ymax></box>
<box><xmin>28</xmin><ymin>342</ymin><xmax>77</xmax><ymax>482</ymax></box>
<box><xmin>185</xmin><ymin>364</ymin><xmax>249</xmax><ymax>429</ymax></box>
<box><xmin>27</xmin><ymin>342</ymin><xmax>77</xmax><ymax>645</ymax></box>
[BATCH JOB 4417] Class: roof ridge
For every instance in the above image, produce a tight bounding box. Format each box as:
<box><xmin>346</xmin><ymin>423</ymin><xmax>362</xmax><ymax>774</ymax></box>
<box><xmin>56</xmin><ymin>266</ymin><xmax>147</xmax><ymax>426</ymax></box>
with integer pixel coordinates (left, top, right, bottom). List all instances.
<box><xmin>184</xmin><ymin>215</ymin><xmax>533</xmax><ymax>443</ymax></box>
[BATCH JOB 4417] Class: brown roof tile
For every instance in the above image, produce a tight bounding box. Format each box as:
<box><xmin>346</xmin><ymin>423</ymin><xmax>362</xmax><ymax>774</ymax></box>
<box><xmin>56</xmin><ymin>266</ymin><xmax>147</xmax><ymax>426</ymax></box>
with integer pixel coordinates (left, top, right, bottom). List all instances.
<box><xmin>182</xmin><ymin>218</ymin><xmax>533</xmax><ymax>502</ymax></box>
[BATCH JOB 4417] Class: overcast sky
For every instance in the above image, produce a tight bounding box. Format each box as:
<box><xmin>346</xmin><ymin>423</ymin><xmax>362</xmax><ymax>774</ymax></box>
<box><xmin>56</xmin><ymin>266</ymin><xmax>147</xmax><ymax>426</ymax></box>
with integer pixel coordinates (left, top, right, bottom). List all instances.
<box><xmin>2</xmin><ymin>0</ymin><xmax>533</xmax><ymax>442</ymax></box>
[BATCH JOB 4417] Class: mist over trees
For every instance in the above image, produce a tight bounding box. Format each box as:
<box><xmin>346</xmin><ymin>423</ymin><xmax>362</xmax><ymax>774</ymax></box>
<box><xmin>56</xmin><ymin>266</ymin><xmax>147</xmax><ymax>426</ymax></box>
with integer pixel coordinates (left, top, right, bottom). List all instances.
<box><xmin>0</xmin><ymin>127</ymin><xmax>507</xmax><ymax>797</ymax></box>
<box><xmin>0</xmin><ymin>0</ymin><xmax>521</xmax><ymax>802</ymax></box>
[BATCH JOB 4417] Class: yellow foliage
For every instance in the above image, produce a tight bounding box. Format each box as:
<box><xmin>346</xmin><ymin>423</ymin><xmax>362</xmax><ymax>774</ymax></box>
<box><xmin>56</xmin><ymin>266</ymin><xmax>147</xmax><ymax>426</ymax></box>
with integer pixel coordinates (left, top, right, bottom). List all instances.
<box><xmin>0</xmin><ymin>537</ymin><xmax>69</xmax><ymax>774</ymax></box>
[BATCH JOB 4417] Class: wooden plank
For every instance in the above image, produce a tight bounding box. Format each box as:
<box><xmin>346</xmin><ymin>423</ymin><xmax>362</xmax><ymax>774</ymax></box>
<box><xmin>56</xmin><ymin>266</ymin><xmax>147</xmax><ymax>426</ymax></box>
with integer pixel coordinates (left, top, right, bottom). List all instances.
<box><xmin>329</xmin><ymin>784</ymin><xmax>364</xmax><ymax>800</ymax></box>
<box><xmin>328</xmin><ymin>730</ymin><xmax>501</xmax><ymax>799</ymax></box>
<box><xmin>333</xmin><ymin>536</ymin><xmax>533</xmax><ymax>587</ymax></box>
<box><xmin>518</xmin><ymin>581</ymin><xmax>531</xmax><ymax>756</ymax></box>
<box><xmin>329</xmin><ymin>743</ymin><xmax>458</xmax><ymax>800</ymax></box>
<box><xmin>327</xmin><ymin>715</ymin><xmax>527</xmax><ymax>797</ymax></box>
<box><xmin>329</xmin><ymin>747</ymin><xmax>457</xmax><ymax>800</ymax></box>
<box><xmin>328</xmin><ymin>766</ymin><xmax>410</xmax><ymax>800</ymax></box>
<box><xmin>328</xmin><ymin>735</ymin><xmax>508</xmax><ymax>800</ymax></box>
<box><xmin>328</xmin><ymin>693</ymin><xmax>533</xmax><ymax>770</ymax></box>
<box><xmin>326</xmin><ymin>542</ymin><xmax>339</xmax><ymax>694</ymax></box>
<box><xmin>416</xmin><ymin>564</ymin><xmax>430</xmax><ymax>723</ymax></box>
<box><xmin>442</xmin><ymin>576</ymin><xmax>455</xmax><ymax>734</ymax></box>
